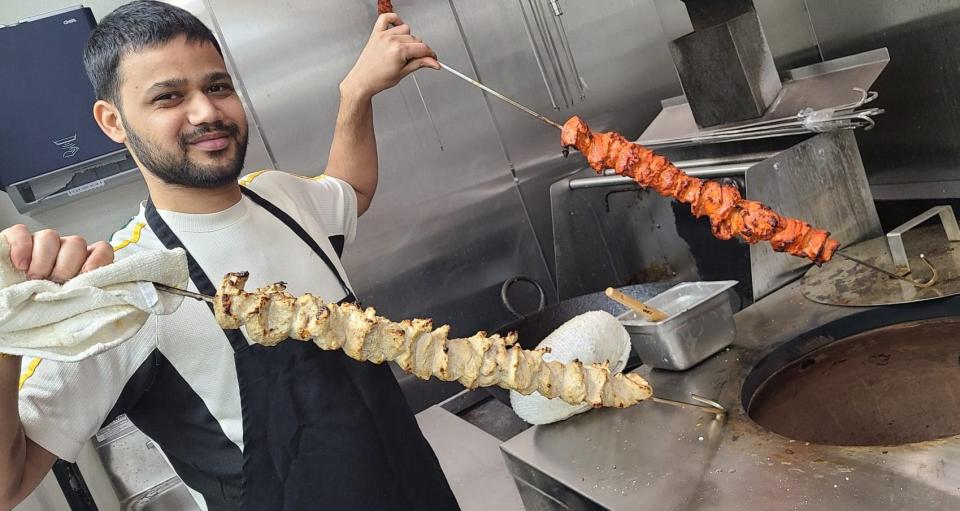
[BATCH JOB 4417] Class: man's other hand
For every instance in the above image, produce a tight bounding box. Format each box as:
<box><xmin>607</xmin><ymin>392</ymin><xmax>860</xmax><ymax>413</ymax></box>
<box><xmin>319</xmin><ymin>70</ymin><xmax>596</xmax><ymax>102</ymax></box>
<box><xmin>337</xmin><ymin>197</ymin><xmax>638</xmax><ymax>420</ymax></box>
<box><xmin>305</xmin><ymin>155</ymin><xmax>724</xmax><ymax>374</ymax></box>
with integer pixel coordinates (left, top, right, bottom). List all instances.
<box><xmin>340</xmin><ymin>13</ymin><xmax>440</xmax><ymax>100</ymax></box>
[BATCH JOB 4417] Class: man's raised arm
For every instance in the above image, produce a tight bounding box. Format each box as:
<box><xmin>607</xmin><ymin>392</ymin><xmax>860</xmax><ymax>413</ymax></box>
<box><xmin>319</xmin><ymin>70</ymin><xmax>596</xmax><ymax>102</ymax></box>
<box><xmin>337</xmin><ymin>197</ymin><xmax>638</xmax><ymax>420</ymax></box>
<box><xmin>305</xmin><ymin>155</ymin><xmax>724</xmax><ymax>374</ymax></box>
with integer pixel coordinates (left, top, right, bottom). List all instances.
<box><xmin>324</xmin><ymin>13</ymin><xmax>439</xmax><ymax>216</ymax></box>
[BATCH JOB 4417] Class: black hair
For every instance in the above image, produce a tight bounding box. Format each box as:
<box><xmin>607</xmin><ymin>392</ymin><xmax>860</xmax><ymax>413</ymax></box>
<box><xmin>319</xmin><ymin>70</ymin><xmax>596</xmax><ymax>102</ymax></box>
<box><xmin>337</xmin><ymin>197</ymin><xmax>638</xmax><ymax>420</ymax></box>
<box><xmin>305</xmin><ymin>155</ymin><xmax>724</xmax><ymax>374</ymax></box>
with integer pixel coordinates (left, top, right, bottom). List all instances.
<box><xmin>83</xmin><ymin>0</ymin><xmax>223</xmax><ymax>104</ymax></box>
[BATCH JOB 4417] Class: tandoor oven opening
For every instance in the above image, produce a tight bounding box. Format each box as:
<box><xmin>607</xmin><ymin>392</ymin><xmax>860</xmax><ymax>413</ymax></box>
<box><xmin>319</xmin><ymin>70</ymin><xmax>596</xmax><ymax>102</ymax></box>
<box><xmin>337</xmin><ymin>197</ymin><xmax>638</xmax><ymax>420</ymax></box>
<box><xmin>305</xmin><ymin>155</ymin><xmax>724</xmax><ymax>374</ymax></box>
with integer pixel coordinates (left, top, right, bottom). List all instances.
<box><xmin>745</xmin><ymin>317</ymin><xmax>960</xmax><ymax>446</ymax></box>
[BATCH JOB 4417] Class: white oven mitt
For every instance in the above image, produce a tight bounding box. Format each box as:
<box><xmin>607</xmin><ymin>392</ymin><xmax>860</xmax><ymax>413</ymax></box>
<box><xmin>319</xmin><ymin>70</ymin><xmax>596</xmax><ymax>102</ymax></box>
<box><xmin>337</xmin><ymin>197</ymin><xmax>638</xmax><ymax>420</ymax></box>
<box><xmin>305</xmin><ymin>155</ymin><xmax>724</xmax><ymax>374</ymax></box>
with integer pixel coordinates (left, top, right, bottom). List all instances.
<box><xmin>510</xmin><ymin>310</ymin><xmax>632</xmax><ymax>425</ymax></box>
<box><xmin>0</xmin><ymin>238</ymin><xmax>189</xmax><ymax>362</ymax></box>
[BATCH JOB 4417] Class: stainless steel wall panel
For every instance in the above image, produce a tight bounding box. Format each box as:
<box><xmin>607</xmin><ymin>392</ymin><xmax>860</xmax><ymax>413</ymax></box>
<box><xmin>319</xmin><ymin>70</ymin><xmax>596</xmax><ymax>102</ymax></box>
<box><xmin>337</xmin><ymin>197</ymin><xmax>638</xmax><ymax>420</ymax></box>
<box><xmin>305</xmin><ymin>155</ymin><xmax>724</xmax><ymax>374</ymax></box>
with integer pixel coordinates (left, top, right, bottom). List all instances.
<box><xmin>752</xmin><ymin>0</ymin><xmax>822</xmax><ymax>69</ymax></box>
<box><xmin>549</xmin><ymin>172</ymin><xmax>698</xmax><ymax>299</ymax></box>
<box><xmin>805</xmin><ymin>0</ymin><xmax>960</xmax><ymax>197</ymax></box>
<box><xmin>746</xmin><ymin>131</ymin><xmax>882</xmax><ymax>298</ymax></box>
<box><xmin>807</xmin><ymin>0</ymin><xmax>960</xmax><ymax>37</ymax></box>
<box><xmin>452</xmin><ymin>0</ymin><xmax>684</xmax><ymax>282</ymax></box>
<box><xmin>453</xmin><ymin>0</ymin><xmax>680</xmax><ymax>167</ymax></box>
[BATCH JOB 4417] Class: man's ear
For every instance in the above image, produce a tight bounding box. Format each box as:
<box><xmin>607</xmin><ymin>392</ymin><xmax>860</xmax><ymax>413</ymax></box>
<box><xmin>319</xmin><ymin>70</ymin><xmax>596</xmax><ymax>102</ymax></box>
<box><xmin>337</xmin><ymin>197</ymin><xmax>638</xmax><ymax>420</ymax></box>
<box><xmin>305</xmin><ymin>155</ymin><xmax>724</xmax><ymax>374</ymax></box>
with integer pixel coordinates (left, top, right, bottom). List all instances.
<box><xmin>93</xmin><ymin>99</ymin><xmax>127</xmax><ymax>144</ymax></box>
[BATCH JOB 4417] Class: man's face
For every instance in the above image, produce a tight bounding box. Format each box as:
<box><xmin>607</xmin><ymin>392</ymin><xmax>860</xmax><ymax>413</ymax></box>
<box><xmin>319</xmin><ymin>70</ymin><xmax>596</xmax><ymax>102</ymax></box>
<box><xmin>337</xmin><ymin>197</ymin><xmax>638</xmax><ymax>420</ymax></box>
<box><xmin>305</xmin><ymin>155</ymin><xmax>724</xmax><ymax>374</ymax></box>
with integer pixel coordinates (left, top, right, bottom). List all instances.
<box><xmin>115</xmin><ymin>35</ymin><xmax>248</xmax><ymax>188</ymax></box>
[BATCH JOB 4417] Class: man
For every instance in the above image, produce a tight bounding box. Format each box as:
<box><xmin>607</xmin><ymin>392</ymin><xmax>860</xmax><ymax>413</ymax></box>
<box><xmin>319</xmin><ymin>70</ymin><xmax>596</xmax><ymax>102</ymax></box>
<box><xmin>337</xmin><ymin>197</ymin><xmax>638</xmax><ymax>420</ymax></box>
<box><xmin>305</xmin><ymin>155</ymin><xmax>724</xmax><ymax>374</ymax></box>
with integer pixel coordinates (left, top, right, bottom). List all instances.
<box><xmin>0</xmin><ymin>1</ymin><xmax>459</xmax><ymax>509</ymax></box>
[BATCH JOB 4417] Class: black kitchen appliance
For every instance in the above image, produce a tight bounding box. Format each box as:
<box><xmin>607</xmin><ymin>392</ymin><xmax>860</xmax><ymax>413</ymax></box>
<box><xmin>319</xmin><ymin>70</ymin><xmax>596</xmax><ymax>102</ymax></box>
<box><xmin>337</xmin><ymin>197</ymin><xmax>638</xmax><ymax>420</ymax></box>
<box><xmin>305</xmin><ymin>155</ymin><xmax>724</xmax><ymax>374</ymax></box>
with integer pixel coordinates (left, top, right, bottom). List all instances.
<box><xmin>0</xmin><ymin>7</ymin><xmax>123</xmax><ymax>189</ymax></box>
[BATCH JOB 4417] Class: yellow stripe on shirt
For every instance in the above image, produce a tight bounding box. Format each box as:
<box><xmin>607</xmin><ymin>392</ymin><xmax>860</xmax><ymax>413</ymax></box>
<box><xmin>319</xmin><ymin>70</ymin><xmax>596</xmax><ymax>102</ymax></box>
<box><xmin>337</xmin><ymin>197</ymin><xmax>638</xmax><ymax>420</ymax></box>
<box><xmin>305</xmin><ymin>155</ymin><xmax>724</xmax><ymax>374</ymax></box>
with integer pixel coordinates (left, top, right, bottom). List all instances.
<box><xmin>18</xmin><ymin>358</ymin><xmax>42</xmax><ymax>390</ymax></box>
<box><xmin>112</xmin><ymin>222</ymin><xmax>146</xmax><ymax>252</ymax></box>
<box><xmin>289</xmin><ymin>173</ymin><xmax>326</xmax><ymax>182</ymax></box>
<box><xmin>241</xmin><ymin>170</ymin><xmax>328</xmax><ymax>186</ymax></box>
<box><xmin>239</xmin><ymin>169</ymin><xmax>270</xmax><ymax>186</ymax></box>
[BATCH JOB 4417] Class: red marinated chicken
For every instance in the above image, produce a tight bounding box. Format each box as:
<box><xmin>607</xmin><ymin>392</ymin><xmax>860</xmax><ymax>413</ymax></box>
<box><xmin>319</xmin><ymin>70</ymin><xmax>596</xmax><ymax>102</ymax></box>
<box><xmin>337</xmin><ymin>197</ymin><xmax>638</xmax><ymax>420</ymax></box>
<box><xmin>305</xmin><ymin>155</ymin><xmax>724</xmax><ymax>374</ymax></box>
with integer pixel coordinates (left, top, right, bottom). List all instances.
<box><xmin>561</xmin><ymin>116</ymin><xmax>839</xmax><ymax>263</ymax></box>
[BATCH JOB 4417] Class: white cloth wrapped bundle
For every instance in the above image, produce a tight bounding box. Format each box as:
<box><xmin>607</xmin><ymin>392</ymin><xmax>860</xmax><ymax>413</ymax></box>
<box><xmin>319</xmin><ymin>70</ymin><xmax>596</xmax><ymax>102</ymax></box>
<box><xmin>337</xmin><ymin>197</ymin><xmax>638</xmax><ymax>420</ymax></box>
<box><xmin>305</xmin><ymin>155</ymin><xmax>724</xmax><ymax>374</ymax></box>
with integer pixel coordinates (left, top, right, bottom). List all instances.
<box><xmin>510</xmin><ymin>310</ymin><xmax>633</xmax><ymax>425</ymax></box>
<box><xmin>0</xmin><ymin>238</ymin><xmax>188</xmax><ymax>361</ymax></box>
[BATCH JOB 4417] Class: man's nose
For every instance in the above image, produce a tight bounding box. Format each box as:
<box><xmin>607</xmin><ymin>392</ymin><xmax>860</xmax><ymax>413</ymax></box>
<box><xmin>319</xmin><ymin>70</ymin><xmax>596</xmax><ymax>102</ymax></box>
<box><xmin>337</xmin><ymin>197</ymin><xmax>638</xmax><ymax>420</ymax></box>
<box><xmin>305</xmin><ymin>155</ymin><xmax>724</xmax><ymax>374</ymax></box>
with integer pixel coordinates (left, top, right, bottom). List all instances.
<box><xmin>186</xmin><ymin>92</ymin><xmax>223</xmax><ymax>126</ymax></box>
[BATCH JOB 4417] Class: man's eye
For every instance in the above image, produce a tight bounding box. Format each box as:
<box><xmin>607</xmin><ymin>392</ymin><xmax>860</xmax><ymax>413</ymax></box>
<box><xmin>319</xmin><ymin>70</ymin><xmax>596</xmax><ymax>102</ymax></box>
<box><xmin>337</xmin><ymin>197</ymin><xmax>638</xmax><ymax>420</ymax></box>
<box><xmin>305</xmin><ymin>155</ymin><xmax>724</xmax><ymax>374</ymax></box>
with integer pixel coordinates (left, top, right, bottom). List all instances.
<box><xmin>153</xmin><ymin>93</ymin><xmax>180</xmax><ymax>104</ymax></box>
<box><xmin>208</xmin><ymin>84</ymin><xmax>234</xmax><ymax>95</ymax></box>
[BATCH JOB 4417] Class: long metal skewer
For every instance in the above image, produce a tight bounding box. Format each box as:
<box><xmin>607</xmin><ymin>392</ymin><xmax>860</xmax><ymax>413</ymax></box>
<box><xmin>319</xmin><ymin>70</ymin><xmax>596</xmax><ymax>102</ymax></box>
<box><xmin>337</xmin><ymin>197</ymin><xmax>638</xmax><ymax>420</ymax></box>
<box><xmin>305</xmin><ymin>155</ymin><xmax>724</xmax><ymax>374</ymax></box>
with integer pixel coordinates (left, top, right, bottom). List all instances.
<box><xmin>152</xmin><ymin>282</ymin><xmax>214</xmax><ymax>303</ymax></box>
<box><xmin>652</xmin><ymin>394</ymin><xmax>726</xmax><ymax>418</ymax></box>
<box><xmin>439</xmin><ymin>62</ymin><xmax>564</xmax><ymax>130</ymax></box>
<box><xmin>517</xmin><ymin>0</ymin><xmax>560</xmax><ymax>110</ymax></box>
<box><xmin>411</xmin><ymin>75</ymin><xmax>444</xmax><ymax>151</ymax></box>
<box><xmin>834</xmin><ymin>252</ymin><xmax>938</xmax><ymax>288</ymax></box>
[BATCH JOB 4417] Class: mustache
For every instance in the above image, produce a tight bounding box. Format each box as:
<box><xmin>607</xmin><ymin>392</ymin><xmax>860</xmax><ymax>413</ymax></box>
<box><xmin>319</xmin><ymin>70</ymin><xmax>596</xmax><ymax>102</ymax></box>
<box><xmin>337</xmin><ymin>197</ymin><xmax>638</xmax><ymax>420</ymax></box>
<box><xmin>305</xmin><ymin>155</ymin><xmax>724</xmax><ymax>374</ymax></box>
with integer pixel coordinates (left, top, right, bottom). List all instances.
<box><xmin>179</xmin><ymin>122</ymin><xmax>241</xmax><ymax>148</ymax></box>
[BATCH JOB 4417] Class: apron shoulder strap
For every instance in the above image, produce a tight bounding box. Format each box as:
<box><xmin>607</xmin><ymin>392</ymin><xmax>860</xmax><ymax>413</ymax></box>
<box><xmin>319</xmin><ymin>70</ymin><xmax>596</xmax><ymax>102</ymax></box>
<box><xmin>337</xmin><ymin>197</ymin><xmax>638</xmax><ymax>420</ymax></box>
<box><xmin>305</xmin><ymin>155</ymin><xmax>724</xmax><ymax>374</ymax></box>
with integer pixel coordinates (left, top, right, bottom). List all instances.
<box><xmin>144</xmin><ymin>203</ymin><xmax>217</xmax><ymax>297</ymax></box>
<box><xmin>144</xmin><ymin>187</ymin><xmax>358</xmax><ymax>353</ymax></box>
<box><xmin>240</xmin><ymin>186</ymin><xmax>355</xmax><ymax>300</ymax></box>
<box><xmin>144</xmin><ymin>198</ymin><xmax>251</xmax><ymax>352</ymax></box>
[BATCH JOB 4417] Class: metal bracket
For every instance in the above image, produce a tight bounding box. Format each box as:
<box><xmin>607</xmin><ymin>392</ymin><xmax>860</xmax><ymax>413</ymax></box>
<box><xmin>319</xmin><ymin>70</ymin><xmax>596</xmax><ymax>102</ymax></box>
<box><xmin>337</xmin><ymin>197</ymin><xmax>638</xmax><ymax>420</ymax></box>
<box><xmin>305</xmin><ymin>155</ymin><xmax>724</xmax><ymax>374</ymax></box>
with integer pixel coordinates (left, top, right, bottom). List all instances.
<box><xmin>886</xmin><ymin>206</ymin><xmax>960</xmax><ymax>273</ymax></box>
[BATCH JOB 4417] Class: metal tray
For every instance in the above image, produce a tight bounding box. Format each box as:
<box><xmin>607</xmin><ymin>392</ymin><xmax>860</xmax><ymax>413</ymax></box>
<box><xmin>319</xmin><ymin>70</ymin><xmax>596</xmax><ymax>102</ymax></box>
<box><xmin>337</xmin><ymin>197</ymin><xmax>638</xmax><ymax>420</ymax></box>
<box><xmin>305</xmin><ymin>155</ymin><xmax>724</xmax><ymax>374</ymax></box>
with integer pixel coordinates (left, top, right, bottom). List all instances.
<box><xmin>617</xmin><ymin>281</ymin><xmax>738</xmax><ymax>370</ymax></box>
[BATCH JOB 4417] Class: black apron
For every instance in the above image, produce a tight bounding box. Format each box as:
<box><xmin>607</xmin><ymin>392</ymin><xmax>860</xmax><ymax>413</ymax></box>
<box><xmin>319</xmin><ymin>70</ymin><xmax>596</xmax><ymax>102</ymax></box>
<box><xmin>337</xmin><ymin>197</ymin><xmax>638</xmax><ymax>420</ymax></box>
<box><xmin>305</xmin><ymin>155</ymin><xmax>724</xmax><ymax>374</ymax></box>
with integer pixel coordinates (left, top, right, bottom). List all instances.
<box><xmin>143</xmin><ymin>187</ymin><xmax>459</xmax><ymax>511</ymax></box>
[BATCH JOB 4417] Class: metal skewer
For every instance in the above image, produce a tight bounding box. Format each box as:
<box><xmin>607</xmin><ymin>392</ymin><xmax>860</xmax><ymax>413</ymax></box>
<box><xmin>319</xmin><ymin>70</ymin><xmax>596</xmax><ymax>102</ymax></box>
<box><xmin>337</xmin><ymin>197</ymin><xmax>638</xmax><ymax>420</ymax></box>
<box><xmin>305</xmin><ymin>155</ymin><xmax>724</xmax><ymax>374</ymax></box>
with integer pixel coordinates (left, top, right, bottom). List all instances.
<box><xmin>378</xmin><ymin>10</ymin><xmax>444</xmax><ymax>151</ymax></box>
<box><xmin>834</xmin><ymin>252</ymin><xmax>939</xmax><ymax>288</ymax></box>
<box><xmin>652</xmin><ymin>394</ymin><xmax>726</xmax><ymax>419</ymax></box>
<box><xmin>438</xmin><ymin>62</ymin><xmax>564</xmax><ymax>130</ymax></box>
<box><xmin>517</xmin><ymin>0</ymin><xmax>560</xmax><ymax>110</ymax></box>
<box><xmin>152</xmin><ymin>282</ymin><xmax>214</xmax><ymax>303</ymax></box>
<box><xmin>411</xmin><ymin>75</ymin><xmax>444</xmax><ymax>151</ymax></box>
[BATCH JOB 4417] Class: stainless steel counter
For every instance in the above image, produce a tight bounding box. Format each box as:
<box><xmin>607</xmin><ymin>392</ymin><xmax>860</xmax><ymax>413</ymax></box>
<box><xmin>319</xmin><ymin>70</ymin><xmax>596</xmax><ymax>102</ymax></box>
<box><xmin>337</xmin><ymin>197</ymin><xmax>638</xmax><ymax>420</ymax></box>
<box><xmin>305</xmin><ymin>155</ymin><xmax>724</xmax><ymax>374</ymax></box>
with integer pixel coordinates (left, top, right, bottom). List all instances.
<box><xmin>417</xmin><ymin>404</ymin><xmax>525</xmax><ymax>511</ymax></box>
<box><xmin>500</xmin><ymin>281</ymin><xmax>960</xmax><ymax>510</ymax></box>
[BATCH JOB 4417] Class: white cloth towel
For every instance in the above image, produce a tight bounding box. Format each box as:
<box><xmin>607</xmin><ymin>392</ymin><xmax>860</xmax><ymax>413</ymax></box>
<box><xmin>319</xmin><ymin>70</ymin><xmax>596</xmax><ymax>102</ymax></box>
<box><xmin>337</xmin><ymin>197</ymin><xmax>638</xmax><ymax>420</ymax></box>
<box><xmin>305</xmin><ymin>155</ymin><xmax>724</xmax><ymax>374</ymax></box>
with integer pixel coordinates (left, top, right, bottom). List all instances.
<box><xmin>0</xmin><ymin>238</ymin><xmax>189</xmax><ymax>362</ymax></box>
<box><xmin>510</xmin><ymin>310</ymin><xmax>633</xmax><ymax>425</ymax></box>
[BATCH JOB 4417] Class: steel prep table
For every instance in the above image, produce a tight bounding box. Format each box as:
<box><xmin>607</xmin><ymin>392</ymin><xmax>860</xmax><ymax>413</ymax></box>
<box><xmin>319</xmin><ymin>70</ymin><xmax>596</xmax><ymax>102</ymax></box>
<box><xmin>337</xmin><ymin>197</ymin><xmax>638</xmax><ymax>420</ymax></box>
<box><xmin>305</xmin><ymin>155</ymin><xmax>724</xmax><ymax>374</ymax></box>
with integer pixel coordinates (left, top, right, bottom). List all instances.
<box><xmin>492</xmin><ymin>280</ymin><xmax>960</xmax><ymax>510</ymax></box>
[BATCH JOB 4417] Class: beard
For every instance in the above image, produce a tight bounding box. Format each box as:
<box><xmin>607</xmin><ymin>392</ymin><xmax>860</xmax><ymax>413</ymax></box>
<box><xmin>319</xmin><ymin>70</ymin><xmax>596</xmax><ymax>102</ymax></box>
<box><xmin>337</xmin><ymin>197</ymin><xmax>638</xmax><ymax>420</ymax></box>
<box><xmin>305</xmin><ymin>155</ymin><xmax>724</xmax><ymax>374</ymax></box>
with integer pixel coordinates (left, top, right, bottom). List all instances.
<box><xmin>125</xmin><ymin>120</ymin><xmax>248</xmax><ymax>188</ymax></box>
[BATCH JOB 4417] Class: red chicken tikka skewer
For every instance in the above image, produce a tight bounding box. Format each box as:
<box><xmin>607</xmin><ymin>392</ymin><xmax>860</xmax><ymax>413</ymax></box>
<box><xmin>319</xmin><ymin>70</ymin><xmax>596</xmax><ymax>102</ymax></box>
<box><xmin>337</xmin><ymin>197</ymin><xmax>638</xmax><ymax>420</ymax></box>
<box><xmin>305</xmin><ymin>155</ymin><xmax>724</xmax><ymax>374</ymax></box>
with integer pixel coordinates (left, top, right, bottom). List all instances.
<box><xmin>561</xmin><ymin>115</ymin><xmax>839</xmax><ymax>264</ymax></box>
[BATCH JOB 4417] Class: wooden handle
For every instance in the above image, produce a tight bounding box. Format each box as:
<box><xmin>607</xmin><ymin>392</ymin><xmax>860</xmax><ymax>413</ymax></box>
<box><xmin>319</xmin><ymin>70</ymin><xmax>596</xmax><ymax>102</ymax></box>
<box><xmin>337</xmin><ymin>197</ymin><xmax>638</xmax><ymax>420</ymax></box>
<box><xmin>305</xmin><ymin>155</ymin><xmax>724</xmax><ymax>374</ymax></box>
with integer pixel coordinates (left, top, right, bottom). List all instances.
<box><xmin>605</xmin><ymin>288</ymin><xmax>669</xmax><ymax>322</ymax></box>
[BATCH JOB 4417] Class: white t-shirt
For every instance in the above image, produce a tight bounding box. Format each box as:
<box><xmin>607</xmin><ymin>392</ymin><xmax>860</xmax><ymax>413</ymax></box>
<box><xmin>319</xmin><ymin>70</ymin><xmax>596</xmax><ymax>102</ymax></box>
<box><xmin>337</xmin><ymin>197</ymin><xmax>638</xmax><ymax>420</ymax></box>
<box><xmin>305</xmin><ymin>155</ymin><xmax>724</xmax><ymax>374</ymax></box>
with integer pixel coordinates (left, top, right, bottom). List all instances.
<box><xmin>17</xmin><ymin>171</ymin><xmax>358</xmax><ymax>506</ymax></box>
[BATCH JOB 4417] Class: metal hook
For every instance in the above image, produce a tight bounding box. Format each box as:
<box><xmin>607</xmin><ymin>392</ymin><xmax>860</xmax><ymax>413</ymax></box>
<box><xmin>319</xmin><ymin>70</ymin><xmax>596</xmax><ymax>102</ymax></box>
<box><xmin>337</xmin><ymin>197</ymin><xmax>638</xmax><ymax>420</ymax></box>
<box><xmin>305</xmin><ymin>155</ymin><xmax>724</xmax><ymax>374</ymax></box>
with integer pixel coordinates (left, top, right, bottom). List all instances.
<box><xmin>916</xmin><ymin>254</ymin><xmax>940</xmax><ymax>288</ymax></box>
<box><xmin>851</xmin><ymin>87</ymin><xmax>870</xmax><ymax>108</ymax></box>
<box><xmin>651</xmin><ymin>393</ymin><xmax>726</xmax><ymax>420</ymax></box>
<box><xmin>856</xmin><ymin>111</ymin><xmax>877</xmax><ymax>131</ymax></box>
<box><xmin>836</xmin><ymin>88</ymin><xmax>878</xmax><ymax>112</ymax></box>
<box><xmin>691</xmin><ymin>394</ymin><xmax>725</xmax><ymax>412</ymax></box>
<box><xmin>834</xmin><ymin>252</ymin><xmax>939</xmax><ymax>288</ymax></box>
